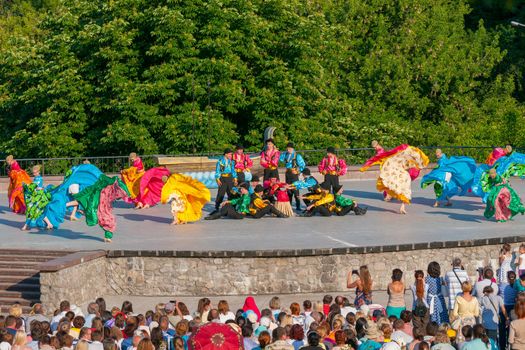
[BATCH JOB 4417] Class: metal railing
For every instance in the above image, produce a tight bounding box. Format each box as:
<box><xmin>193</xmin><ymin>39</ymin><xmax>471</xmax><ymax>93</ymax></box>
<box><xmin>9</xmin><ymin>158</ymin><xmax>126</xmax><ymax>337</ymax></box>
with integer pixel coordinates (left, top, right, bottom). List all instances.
<box><xmin>0</xmin><ymin>146</ymin><xmax>518</xmax><ymax>177</ymax></box>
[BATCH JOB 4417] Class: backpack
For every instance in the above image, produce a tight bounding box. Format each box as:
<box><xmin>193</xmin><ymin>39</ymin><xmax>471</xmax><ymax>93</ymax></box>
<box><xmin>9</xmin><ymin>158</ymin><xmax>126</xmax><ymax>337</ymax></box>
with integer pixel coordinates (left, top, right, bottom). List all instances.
<box><xmin>413</xmin><ymin>298</ymin><xmax>428</xmax><ymax>317</ymax></box>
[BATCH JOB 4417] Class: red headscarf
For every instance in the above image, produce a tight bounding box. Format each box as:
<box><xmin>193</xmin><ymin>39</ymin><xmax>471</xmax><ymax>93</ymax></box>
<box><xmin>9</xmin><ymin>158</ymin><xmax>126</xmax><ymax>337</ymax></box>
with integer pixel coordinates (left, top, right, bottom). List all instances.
<box><xmin>242</xmin><ymin>296</ymin><xmax>261</xmax><ymax>321</ymax></box>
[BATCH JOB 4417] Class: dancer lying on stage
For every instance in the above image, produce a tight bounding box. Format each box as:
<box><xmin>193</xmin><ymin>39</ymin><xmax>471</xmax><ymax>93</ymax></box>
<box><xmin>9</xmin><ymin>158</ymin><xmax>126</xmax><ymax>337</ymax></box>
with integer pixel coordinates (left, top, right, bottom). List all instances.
<box><xmin>249</xmin><ymin>185</ymin><xmax>287</xmax><ymax>218</ymax></box>
<box><xmin>160</xmin><ymin>173</ymin><xmax>211</xmax><ymax>225</ymax></box>
<box><xmin>421</xmin><ymin>149</ymin><xmax>477</xmax><ymax>207</ymax></box>
<box><xmin>333</xmin><ymin>185</ymin><xmax>367</xmax><ymax>216</ymax></box>
<box><xmin>121</xmin><ymin>152</ymin><xmax>145</xmax><ymax>201</ymax></box>
<box><xmin>318</xmin><ymin>147</ymin><xmax>347</xmax><ymax>193</ymax></box>
<box><xmin>302</xmin><ymin>186</ymin><xmax>334</xmax><ymax>217</ymax></box>
<box><xmin>483</xmin><ymin>168</ymin><xmax>525</xmax><ymax>222</ymax></box>
<box><xmin>361</xmin><ymin>144</ymin><xmax>429</xmax><ymax>214</ymax></box>
<box><xmin>206</xmin><ymin>183</ymin><xmax>251</xmax><ymax>220</ymax></box>
<box><xmin>6</xmin><ymin>155</ymin><xmax>31</xmax><ymax>214</ymax></box>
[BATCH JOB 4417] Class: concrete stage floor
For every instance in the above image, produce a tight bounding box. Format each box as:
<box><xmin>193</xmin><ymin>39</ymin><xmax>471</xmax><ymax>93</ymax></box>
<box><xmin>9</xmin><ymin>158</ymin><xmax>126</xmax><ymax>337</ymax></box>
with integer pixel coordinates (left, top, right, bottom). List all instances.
<box><xmin>1</xmin><ymin>179</ymin><xmax>525</xmax><ymax>251</ymax></box>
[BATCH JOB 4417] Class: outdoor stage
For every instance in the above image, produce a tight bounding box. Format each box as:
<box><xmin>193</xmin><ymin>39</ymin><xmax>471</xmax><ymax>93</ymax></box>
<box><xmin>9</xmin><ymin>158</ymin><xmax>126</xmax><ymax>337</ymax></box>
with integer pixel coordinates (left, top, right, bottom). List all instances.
<box><xmin>1</xmin><ymin>178</ymin><xmax>525</xmax><ymax>251</ymax></box>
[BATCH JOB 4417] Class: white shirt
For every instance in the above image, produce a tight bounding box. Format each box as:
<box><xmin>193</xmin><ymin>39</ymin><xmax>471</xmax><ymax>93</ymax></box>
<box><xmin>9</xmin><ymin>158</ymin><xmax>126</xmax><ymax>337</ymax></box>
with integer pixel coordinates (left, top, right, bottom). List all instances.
<box><xmin>0</xmin><ymin>342</ymin><xmax>11</xmax><ymax>350</ymax></box>
<box><xmin>445</xmin><ymin>268</ymin><xmax>469</xmax><ymax>309</ymax></box>
<box><xmin>473</xmin><ymin>279</ymin><xmax>499</xmax><ymax>301</ymax></box>
<box><xmin>392</xmin><ymin>330</ymin><xmax>413</xmax><ymax>345</ymax></box>
<box><xmin>51</xmin><ymin>311</ymin><xmax>68</xmax><ymax>332</ymax></box>
<box><xmin>89</xmin><ymin>341</ymin><xmax>104</xmax><ymax>350</ymax></box>
<box><xmin>219</xmin><ymin>312</ymin><xmax>235</xmax><ymax>323</ymax></box>
<box><xmin>341</xmin><ymin>306</ymin><xmax>357</xmax><ymax>318</ymax></box>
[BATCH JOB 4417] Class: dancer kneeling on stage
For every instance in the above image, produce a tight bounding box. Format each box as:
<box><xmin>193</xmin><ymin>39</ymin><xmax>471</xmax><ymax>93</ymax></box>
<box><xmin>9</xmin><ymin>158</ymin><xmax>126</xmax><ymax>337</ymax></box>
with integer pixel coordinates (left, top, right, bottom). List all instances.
<box><xmin>206</xmin><ymin>183</ymin><xmax>251</xmax><ymax>220</ymax></box>
<box><xmin>249</xmin><ymin>185</ymin><xmax>288</xmax><ymax>218</ymax></box>
<box><xmin>302</xmin><ymin>186</ymin><xmax>334</xmax><ymax>217</ymax></box>
<box><xmin>333</xmin><ymin>185</ymin><xmax>367</xmax><ymax>216</ymax></box>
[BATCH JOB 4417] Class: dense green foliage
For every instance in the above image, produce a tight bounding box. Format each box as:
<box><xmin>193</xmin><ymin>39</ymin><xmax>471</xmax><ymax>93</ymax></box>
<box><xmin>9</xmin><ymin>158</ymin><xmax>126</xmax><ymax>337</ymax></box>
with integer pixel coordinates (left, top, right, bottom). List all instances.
<box><xmin>0</xmin><ymin>0</ymin><xmax>524</xmax><ymax>157</ymax></box>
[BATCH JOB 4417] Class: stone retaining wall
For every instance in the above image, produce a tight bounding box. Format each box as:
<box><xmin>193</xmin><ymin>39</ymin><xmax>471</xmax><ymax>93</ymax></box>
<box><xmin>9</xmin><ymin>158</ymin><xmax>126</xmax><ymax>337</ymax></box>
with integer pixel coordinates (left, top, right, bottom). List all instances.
<box><xmin>104</xmin><ymin>241</ymin><xmax>521</xmax><ymax>296</ymax></box>
<box><xmin>39</xmin><ymin>237</ymin><xmax>525</xmax><ymax>311</ymax></box>
<box><xmin>40</xmin><ymin>252</ymin><xmax>108</xmax><ymax>313</ymax></box>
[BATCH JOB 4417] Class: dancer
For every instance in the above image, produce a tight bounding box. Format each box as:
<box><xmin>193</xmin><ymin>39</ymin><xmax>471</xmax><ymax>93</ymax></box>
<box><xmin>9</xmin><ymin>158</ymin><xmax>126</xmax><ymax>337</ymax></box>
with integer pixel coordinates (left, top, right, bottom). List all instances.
<box><xmin>248</xmin><ymin>175</ymin><xmax>260</xmax><ymax>195</ymax></box>
<box><xmin>421</xmin><ymin>149</ymin><xmax>477</xmax><ymax>207</ymax></box>
<box><xmin>160</xmin><ymin>173</ymin><xmax>211</xmax><ymax>225</ymax></box>
<box><xmin>302</xmin><ymin>186</ymin><xmax>335</xmax><ymax>217</ymax></box>
<box><xmin>485</xmin><ymin>144</ymin><xmax>513</xmax><ymax>166</ymax></box>
<box><xmin>73</xmin><ymin>175</ymin><xmax>130</xmax><ymax>242</ymax></box>
<box><xmin>292</xmin><ymin>168</ymin><xmax>318</xmax><ymax>191</ymax></box>
<box><xmin>272</xmin><ymin>181</ymin><xmax>294</xmax><ymax>217</ymax></box>
<box><xmin>483</xmin><ymin>168</ymin><xmax>525</xmax><ymax>222</ymax></box>
<box><xmin>333</xmin><ymin>185</ymin><xmax>367</xmax><ymax>216</ymax></box>
<box><xmin>318</xmin><ymin>147</ymin><xmax>347</xmax><ymax>193</ymax></box>
<box><xmin>206</xmin><ymin>183</ymin><xmax>251</xmax><ymax>220</ymax></box>
<box><xmin>20</xmin><ymin>163</ymin><xmax>103</xmax><ymax>230</ymax></box>
<box><xmin>279</xmin><ymin>143</ymin><xmax>306</xmax><ymax>210</ymax></box>
<box><xmin>472</xmin><ymin>149</ymin><xmax>525</xmax><ymax>202</ymax></box>
<box><xmin>214</xmin><ymin>148</ymin><xmax>237</xmax><ymax>212</ymax></box>
<box><xmin>249</xmin><ymin>185</ymin><xmax>287</xmax><ymax>218</ymax></box>
<box><xmin>21</xmin><ymin>165</ymin><xmax>53</xmax><ymax>231</ymax></box>
<box><xmin>135</xmin><ymin>166</ymin><xmax>171</xmax><ymax>209</ymax></box>
<box><xmin>121</xmin><ymin>152</ymin><xmax>145</xmax><ymax>201</ymax></box>
<box><xmin>233</xmin><ymin>145</ymin><xmax>253</xmax><ymax>185</ymax></box>
<box><xmin>361</xmin><ymin>145</ymin><xmax>429</xmax><ymax>214</ymax></box>
<box><xmin>260</xmin><ymin>139</ymin><xmax>280</xmax><ymax>181</ymax></box>
<box><xmin>6</xmin><ymin>155</ymin><xmax>31</xmax><ymax>214</ymax></box>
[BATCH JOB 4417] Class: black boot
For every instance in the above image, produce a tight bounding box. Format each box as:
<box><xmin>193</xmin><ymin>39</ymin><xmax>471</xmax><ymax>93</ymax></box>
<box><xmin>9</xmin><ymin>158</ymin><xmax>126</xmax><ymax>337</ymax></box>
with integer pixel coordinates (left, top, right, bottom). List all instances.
<box><xmin>295</xmin><ymin>199</ymin><xmax>301</xmax><ymax>211</ymax></box>
<box><xmin>205</xmin><ymin>211</ymin><xmax>222</xmax><ymax>220</ymax></box>
<box><xmin>354</xmin><ymin>206</ymin><xmax>367</xmax><ymax>215</ymax></box>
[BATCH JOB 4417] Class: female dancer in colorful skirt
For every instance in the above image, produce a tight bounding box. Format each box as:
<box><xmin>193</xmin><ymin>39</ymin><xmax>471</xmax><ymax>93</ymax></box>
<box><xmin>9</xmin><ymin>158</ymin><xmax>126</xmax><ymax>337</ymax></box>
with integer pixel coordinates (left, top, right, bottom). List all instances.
<box><xmin>483</xmin><ymin>168</ymin><xmax>525</xmax><ymax>222</ymax></box>
<box><xmin>361</xmin><ymin>144</ymin><xmax>429</xmax><ymax>214</ymax></box>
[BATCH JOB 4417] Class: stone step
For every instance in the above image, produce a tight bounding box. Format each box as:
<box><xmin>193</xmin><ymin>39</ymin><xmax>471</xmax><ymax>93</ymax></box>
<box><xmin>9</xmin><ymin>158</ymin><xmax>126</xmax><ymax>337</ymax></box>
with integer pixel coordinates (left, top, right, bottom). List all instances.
<box><xmin>0</xmin><ymin>283</ymin><xmax>40</xmax><ymax>292</ymax></box>
<box><xmin>0</xmin><ymin>250</ymin><xmax>70</xmax><ymax>257</ymax></box>
<box><xmin>0</xmin><ymin>260</ymin><xmax>43</xmax><ymax>269</ymax></box>
<box><xmin>0</xmin><ymin>297</ymin><xmax>37</xmax><ymax>307</ymax></box>
<box><xmin>0</xmin><ymin>290</ymin><xmax>40</xmax><ymax>299</ymax></box>
<box><xmin>0</xmin><ymin>254</ymin><xmax>64</xmax><ymax>262</ymax></box>
<box><xmin>0</xmin><ymin>276</ymin><xmax>39</xmax><ymax>284</ymax></box>
<box><xmin>0</xmin><ymin>268</ymin><xmax>39</xmax><ymax>276</ymax></box>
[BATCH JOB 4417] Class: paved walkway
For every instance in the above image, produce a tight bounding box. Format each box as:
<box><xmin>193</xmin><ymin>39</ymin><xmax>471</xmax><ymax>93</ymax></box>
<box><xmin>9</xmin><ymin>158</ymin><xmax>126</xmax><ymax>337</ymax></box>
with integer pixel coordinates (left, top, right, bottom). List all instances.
<box><xmin>1</xmin><ymin>179</ymin><xmax>525</xmax><ymax>251</ymax></box>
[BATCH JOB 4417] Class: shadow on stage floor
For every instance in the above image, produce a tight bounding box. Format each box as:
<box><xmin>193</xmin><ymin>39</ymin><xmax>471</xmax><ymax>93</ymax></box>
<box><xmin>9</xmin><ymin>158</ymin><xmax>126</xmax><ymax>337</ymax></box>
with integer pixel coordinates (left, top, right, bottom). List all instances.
<box><xmin>118</xmin><ymin>213</ymin><xmax>172</xmax><ymax>224</ymax></box>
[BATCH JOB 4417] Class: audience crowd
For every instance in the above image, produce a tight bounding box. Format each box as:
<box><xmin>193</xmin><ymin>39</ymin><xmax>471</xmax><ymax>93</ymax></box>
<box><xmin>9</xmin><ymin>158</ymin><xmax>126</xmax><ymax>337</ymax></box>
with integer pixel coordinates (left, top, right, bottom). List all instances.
<box><xmin>1</xmin><ymin>244</ymin><xmax>525</xmax><ymax>350</ymax></box>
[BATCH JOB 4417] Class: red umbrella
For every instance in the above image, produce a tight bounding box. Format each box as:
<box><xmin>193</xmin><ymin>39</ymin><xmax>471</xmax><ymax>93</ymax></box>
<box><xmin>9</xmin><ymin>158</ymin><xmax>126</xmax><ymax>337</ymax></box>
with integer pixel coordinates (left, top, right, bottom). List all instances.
<box><xmin>189</xmin><ymin>323</ymin><xmax>244</xmax><ymax>350</ymax></box>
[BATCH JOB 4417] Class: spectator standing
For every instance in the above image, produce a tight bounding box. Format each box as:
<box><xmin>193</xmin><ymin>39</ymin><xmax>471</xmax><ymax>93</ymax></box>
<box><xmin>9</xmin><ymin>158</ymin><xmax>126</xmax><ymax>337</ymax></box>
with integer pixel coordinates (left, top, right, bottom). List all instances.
<box><xmin>266</xmin><ymin>327</ymin><xmax>293</xmax><ymax>350</ymax></box>
<box><xmin>462</xmin><ymin>325</ymin><xmax>497</xmax><ymax>350</ymax></box>
<box><xmin>445</xmin><ymin>258</ymin><xmax>469</xmax><ymax>310</ymax></box>
<box><xmin>386</xmin><ymin>269</ymin><xmax>406</xmax><ymax>318</ymax></box>
<box><xmin>347</xmin><ymin>266</ymin><xmax>373</xmax><ymax>307</ymax></box>
<box><xmin>411</xmin><ymin>270</ymin><xmax>429</xmax><ymax>333</ymax></box>
<box><xmin>473</xmin><ymin>268</ymin><xmax>499</xmax><ymax>300</ymax></box>
<box><xmin>479</xmin><ymin>286</ymin><xmax>508</xmax><ymax>344</ymax></box>
<box><xmin>509</xmin><ymin>301</ymin><xmax>525</xmax><ymax>350</ymax></box>
<box><xmin>425</xmin><ymin>262</ymin><xmax>449</xmax><ymax>325</ymax></box>
<box><xmin>451</xmin><ymin>282</ymin><xmax>479</xmax><ymax>340</ymax></box>
<box><xmin>24</xmin><ymin>304</ymin><xmax>48</xmax><ymax>333</ymax></box>
<box><xmin>217</xmin><ymin>301</ymin><xmax>235</xmax><ymax>323</ymax></box>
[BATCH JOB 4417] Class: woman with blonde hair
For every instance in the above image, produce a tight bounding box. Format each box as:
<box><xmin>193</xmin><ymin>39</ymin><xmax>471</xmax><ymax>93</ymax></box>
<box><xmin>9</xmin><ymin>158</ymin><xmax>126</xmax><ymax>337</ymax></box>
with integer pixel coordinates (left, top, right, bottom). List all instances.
<box><xmin>347</xmin><ymin>265</ymin><xmax>373</xmax><ymax>307</ymax></box>
<box><xmin>75</xmin><ymin>341</ymin><xmax>89</xmax><ymax>350</ymax></box>
<box><xmin>451</xmin><ymin>281</ymin><xmax>479</xmax><ymax>340</ymax></box>
<box><xmin>269</xmin><ymin>297</ymin><xmax>281</xmax><ymax>320</ymax></box>
<box><xmin>11</xmin><ymin>330</ymin><xmax>30</xmax><ymax>350</ymax></box>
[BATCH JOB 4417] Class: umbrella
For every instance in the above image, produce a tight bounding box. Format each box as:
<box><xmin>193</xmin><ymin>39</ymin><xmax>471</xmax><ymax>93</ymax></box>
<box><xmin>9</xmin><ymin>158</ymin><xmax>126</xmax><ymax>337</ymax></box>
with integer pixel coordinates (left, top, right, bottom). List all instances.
<box><xmin>189</xmin><ymin>323</ymin><xmax>244</xmax><ymax>350</ymax></box>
